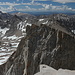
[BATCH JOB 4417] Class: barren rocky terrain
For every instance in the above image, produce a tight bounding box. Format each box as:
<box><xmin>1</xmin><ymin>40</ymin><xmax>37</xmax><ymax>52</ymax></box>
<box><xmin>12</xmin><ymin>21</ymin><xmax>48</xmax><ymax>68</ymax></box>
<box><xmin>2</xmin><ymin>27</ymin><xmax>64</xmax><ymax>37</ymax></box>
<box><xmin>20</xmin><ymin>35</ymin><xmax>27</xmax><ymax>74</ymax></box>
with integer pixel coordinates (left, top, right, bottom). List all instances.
<box><xmin>0</xmin><ymin>11</ymin><xmax>75</xmax><ymax>75</ymax></box>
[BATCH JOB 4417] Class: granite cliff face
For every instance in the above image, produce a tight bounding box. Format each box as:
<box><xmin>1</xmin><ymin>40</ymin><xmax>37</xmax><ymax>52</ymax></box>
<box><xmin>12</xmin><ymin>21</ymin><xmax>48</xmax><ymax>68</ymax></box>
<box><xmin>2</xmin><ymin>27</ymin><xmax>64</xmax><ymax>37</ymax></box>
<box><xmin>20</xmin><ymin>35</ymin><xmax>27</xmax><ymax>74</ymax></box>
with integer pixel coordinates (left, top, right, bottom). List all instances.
<box><xmin>0</xmin><ymin>19</ymin><xmax>75</xmax><ymax>75</ymax></box>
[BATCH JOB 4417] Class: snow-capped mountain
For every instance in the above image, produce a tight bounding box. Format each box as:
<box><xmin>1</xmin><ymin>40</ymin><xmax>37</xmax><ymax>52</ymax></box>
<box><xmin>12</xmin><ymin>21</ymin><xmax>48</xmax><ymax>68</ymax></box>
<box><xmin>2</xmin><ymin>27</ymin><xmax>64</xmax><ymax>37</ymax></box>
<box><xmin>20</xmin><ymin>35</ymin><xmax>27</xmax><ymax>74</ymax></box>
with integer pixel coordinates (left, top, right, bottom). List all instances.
<box><xmin>0</xmin><ymin>12</ymin><xmax>75</xmax><ymax>65</ymax></box>
<box><xmin>0</xmin><ymin>11</ymin><xmax>75</xmax><ymax>75</ymax></box>
<box><xmin>0</xmin><ymin>12</ymin><xmax>36</xmax><ymax>65</ymax></box>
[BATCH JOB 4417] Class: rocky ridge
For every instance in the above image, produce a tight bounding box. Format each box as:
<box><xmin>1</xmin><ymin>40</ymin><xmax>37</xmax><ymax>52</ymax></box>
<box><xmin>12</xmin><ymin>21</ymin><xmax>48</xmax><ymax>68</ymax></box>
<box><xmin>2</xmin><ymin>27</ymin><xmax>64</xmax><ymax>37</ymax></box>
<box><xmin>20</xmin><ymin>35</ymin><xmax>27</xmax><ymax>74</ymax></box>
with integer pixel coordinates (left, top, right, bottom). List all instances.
<box><xmin>0</xmin><ymin>17</ymin><xmax>75</xmax><ymax>75</ymax></box>
<box><xmin>0</xmin><ymin>12</ymin><xmax>75</xmax><ymax>75</ymax></box>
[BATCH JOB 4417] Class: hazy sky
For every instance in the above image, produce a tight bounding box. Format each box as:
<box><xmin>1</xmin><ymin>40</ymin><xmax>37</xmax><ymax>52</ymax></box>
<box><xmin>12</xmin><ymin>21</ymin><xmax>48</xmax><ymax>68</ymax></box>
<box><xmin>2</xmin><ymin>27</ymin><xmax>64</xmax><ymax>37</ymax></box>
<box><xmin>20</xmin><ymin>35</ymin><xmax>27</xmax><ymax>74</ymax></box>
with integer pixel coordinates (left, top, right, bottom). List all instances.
<box><xmin>0</xmin><ymin>0</ymin><xmax>75</xmax><ymax>13</ymax></box>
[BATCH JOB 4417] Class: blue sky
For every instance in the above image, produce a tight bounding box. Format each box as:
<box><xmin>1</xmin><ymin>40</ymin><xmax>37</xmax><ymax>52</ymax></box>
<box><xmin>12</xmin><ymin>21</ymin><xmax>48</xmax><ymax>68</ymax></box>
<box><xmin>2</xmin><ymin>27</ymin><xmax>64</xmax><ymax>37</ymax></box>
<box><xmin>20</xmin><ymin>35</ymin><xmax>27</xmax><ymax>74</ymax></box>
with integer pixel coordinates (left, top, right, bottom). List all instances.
<box><xmin>0</xmin><ymin>0</ymin><xmax>75</xmax><ymax>13</ymax></box>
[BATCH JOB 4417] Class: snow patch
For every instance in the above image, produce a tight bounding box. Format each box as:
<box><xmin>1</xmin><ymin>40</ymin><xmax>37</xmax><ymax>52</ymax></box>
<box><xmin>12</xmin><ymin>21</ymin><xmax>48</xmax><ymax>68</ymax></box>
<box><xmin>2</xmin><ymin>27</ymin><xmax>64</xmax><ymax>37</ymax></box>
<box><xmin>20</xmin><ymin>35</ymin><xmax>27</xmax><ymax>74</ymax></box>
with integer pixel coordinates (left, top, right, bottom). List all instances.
<box><xmin>35</xmin><ymin>64</ymin><xmax>57</xmax><ymax>75</ymax></box>
<box><xmin>57</xmin><ymin>69</ymin><xmax>75</xmax><ymax>75</ymax></box>
<box><xmin>35</xmin><ymin>64</ymin><xmax>75</xmax><ymax>75</ymax></box>
<box><xmin>25</xmin><ymin>23</ymin><xmax>32</xmax><ymax>26</ymax></box>
<box><xmin>7</xmin><ymin>35</ymin><xmax>18</xmax><ymax>40</ymax></box>
<box><xmin>0</xmin><ymin>56</ymin><xmax>9</xmax><ymax>65</ymax></box>
<box><xmin>42</xmin><ymin>21</ymin><xmax>48</xmax><ymax>24</ymax></box>
<box><xmin>11</xmin><ymin>42</ymin><xmax>19</xmax><ymax>48</ymax></box>
<box><xmin>71</xmin><ymin>30</ymin><xmax>75</xmax><ymax>34</ymax></box>
<box><xmin>39</xmin><ymin>19</ymin><xmax>44</xmax><ymax>21</ymax></box>
<box><xmin>17</xmin><ymin>21</ymin><xmax>32</xmax><ymax>33</ymax></box>
<box><xmin>0</xmin><ymin>27</ymin><xmax>9</xmax><ymax>37</ymax></box>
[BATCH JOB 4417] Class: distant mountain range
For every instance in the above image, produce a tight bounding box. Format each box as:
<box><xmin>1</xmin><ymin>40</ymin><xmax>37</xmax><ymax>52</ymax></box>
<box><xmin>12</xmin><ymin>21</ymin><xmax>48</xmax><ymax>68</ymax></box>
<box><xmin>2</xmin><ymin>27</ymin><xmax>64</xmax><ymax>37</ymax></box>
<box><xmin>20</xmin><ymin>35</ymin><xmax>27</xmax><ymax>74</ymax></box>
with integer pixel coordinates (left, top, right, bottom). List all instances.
<box><xmin>9</xmin><ymin>11</ymin><xmax>75</xmax><ymax>16</ymax></box>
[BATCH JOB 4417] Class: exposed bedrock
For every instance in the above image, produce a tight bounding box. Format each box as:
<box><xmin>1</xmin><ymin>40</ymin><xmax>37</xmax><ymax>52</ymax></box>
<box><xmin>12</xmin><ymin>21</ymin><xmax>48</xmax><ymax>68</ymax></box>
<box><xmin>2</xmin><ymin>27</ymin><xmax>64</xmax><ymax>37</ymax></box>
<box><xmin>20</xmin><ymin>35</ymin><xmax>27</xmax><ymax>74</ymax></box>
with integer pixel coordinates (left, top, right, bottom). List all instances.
<box><xmin>0</xmin><ymin>23</ymin><xmax>75</xmax><ymax>75</ymax></box>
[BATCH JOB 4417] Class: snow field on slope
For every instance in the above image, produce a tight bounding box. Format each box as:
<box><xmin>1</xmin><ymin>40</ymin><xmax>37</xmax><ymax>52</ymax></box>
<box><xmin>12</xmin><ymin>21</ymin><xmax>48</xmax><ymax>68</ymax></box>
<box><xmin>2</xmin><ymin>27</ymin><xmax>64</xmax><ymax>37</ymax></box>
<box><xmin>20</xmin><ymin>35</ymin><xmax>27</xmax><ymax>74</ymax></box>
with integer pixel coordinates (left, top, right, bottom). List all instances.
<box><xmin>35</xmin><ymin>64</ymin><xmax>75</xmax><ymax>75</ymax></box>
<box><xmin>17</xmin><ymin>20</ymin><xmax>32</xmax><ymax>32</ymax></box>
<box><xmin>0</xmin><ymin>20</ymin><xmax>31</xmax><ymax>65</ymax></box>
<box><xmin>0</xmin><ymin>35</ymin><xmax>22</xmax><ymax>65</ymax></box>
<box><xmin>0</xmin><ymin>27</ymin><xmax>9</xmax><ymax>37</ymax></box>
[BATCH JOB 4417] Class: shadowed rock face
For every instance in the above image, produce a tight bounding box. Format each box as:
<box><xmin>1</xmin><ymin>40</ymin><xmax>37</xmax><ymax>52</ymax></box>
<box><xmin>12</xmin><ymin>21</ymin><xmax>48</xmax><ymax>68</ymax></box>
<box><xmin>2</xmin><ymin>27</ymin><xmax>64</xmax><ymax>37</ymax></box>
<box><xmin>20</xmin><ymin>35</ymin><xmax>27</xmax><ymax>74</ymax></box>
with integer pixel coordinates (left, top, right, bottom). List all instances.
<box><xmin>0</xmin><ymin>21</ymin><xmax>75</xmax><ymax>75</ymax></box>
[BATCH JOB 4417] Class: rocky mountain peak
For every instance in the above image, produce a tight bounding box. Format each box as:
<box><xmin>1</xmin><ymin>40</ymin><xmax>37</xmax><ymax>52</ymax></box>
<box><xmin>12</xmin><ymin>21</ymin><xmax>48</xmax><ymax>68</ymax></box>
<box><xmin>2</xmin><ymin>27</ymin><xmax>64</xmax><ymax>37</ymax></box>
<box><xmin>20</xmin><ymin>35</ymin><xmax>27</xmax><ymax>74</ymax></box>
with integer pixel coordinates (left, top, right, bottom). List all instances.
<box><xmin>0</xmin><ymin>12</ymin><xmax>75</xmax><ymax>75</ymax></box>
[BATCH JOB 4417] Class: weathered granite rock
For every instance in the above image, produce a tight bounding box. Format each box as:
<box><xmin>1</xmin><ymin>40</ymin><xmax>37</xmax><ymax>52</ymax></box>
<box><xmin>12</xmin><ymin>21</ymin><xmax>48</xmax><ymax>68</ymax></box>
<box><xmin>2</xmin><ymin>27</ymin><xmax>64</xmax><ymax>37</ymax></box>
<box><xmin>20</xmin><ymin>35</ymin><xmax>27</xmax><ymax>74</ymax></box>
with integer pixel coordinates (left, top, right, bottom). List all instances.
<box><xmin>0</xmin><ymin>20</ymin><xmax>75</xmax><ymax>75</ymax></box>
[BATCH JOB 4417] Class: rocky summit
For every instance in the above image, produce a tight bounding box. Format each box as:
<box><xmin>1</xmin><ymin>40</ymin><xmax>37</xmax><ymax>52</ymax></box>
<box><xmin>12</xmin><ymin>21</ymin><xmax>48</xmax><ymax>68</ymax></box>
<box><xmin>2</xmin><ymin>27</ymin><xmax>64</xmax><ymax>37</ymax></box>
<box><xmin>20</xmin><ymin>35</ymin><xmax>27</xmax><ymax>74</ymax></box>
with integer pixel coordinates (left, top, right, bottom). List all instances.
<box><xmin>0</xmin><ymin>12</ymin><xmax>75</xmax><ymax>75</ymax></box>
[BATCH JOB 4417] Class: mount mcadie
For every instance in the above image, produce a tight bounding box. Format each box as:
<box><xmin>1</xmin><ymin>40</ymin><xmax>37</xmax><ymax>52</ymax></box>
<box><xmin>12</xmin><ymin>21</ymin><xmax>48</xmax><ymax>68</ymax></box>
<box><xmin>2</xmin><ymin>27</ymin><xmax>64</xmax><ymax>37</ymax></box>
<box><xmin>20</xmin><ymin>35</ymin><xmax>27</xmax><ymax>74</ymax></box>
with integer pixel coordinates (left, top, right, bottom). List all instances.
<box><xmin>0</xmin><ymin>11</ymin><xmax>75</xmax><ymax>75</ymax></box>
